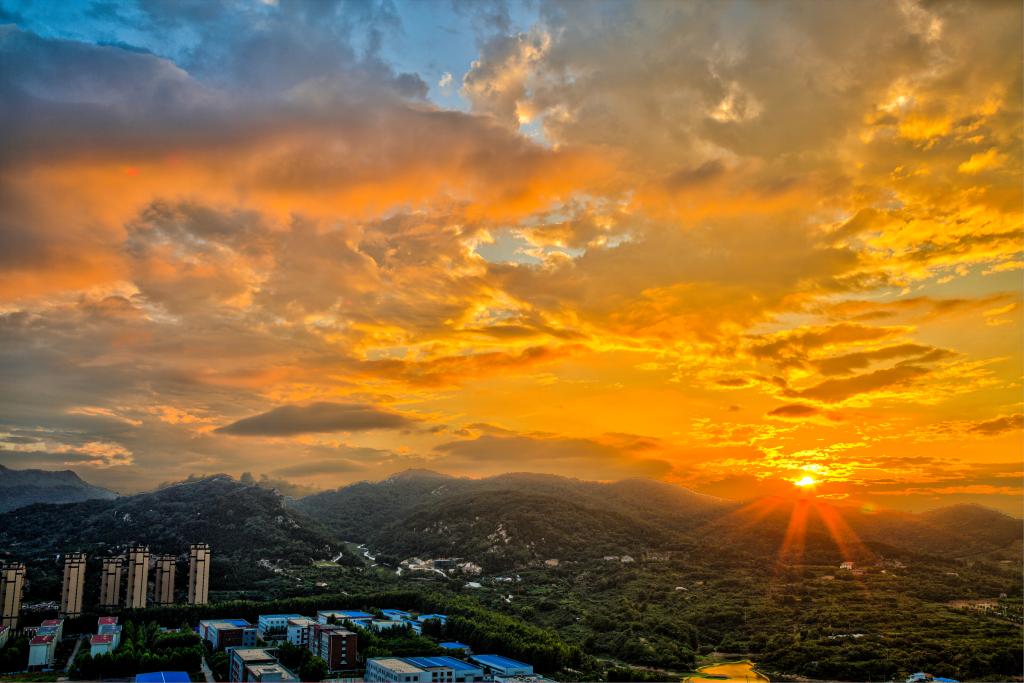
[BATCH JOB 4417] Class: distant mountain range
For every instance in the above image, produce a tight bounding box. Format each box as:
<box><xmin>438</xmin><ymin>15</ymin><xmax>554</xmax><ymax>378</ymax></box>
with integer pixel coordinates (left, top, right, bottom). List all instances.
<box><xmin>294</xmin><ymin>469</ymin><xmax>1023</xmax><ymax>569</ymax></box>
<box><xmin>1</xmin><ymin>466</ymin><xmax>1020</xmax><ymax>577</ymax></box>
<box><xmin>0</xmin><ymin>464</ymin><xmax>117</xmax><ymax>512</ymax></box>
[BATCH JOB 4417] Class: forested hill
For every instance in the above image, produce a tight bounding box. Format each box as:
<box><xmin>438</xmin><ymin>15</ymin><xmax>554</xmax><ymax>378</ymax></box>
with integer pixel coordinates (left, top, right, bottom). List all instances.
<box><xmin>0</xmin><ymin>464</ymin><xmax>117</xmax><ymax>512</ymax></box>
<box><xmin>0</xmin><ymin>475</ymin><xmax>339</xmax><ymax>595</ymax></box>
<box><xmin>294</xmin><ymin>470</ymin><xmax>1022</xmax><ymax>570</ymax></box>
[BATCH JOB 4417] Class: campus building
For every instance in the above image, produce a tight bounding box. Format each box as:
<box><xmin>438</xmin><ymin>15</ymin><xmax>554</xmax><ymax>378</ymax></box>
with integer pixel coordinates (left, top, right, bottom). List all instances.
<box><xmin>152</xmin><ymin>555</ymin><xmax>176</xmax><ymax>606</ymax></box>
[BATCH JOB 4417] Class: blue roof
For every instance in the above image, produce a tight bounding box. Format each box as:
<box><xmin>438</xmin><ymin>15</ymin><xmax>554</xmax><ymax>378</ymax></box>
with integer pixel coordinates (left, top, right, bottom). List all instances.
<box><xmin>404</xmin><ymin>657</ymin><xmax>480</xmax><ymax>672</ymax></box>
<box><xmin>439</xmin><ymin>642</ymin><xmax>470</xmax><ymax>650</ymax></box>
<box><xmin>323</xmin><ymin>610</ymin><xmax>374</xmax><ymax>619</ymax></box>
<box><xmin>471</xmin><ymin>654</ymin><xmax>531</xmax><ymax>670</ymax></box>
<box><xmin>135</xmin><ymin>672</ymin><xmax>191</xmax><ymax>683</ymax></box>
<box><xmin>417</xmin><ymin>613</ymin><xmax>447</xmax><ymax>621</ymax></box>
<box><xmin>259</xmin><ymin>614</ymin><xmax>302</xmax><ymax>619</ymax></box>
<box><xmin>382</xmin><ymin>609</ymin><xmax>411</xmax><ymax>617</ymax></box>
<box><xmin>224</xmin><ymin>619</ymin><xmax>251</xmax><ymax>627</ymax></box>
<box><xmin>934</xmin><ymin>679</ymin><xmax>958</xmax><ymax>683</ymax></box>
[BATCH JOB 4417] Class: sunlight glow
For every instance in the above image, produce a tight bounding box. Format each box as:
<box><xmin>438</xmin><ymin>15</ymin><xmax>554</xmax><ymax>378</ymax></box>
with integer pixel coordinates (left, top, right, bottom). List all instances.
<box><xmin>794</xmin><ymin>475</ymin><xmax>817</xmax><ymax>488</ymax></box>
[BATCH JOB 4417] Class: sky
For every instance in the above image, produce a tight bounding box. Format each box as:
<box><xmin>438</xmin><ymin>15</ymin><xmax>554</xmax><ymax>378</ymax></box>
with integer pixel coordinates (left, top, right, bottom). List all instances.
<box><xmin>0</xmin><ymin>0</ymin><xmax>1021</xmax><ymax>514</ymax></box>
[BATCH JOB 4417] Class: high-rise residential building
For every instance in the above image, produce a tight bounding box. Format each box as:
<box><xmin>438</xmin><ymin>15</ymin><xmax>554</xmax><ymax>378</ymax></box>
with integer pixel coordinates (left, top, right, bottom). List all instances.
<box><xmin>188</xmin><ymin>543</ymin><xmax>210</xmax><ymax>605</ymax></box>
<box><xmin>125</xmin><ymin>546</ymin><xmax>150</xmax><ymax>609</ymax></box>
<box><xmin>152</xmin><ymin>555</ymin><xmax>176</xmax><ymax>606</ymax></box>
<box><xmin>60</xmin><ymin>553</ymin><xmax>87</xmax><ymax>617</ymax></box>
<box><xmin>0</xmin><ymin>562</ymin><xmax>26</xmax><ymax>630</ymax></box>
<box><xmin>99</xmin><ymin>557</ymin><xmax>123</xmax><ymax>609</ymax></box>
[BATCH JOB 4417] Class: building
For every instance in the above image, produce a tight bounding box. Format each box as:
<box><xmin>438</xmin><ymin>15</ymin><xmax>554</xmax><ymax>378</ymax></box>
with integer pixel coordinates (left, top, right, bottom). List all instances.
<box><xmin>0</xmin><ymin>562</ymin><xmax>26</xmax><ymax>629</ymax></box>
<box><xmin>0</xmin><ymin>624</ymin><xmax>9</xmax><ymax>649</ymax></box>
<box><xmin>416</xmin><ymin>614</ymin><xmax>448</xmax><ymax>624</ymax></box>
<box><xmin>200</xmin><ymin>619</ymin><xmax>257</xmax><ymax>650</ymax></box>
<box><xmin>256</xmin><ymin>613</ymin><xmax>302</xmax><ymax>640</ymax></box>
<box><xmin>38</xmin><ymin>618</ymin><xmax>64</xmax><ymax>640</ymax></box>
<box><xmin>316</xmin><ymin>609</ymin><xmax>374</xmax><ymax>624</ymax></box>
<box><xmin>90</xmin><ymin>633</ymin><xmax>116</xmax><ymax>656</ymax></box>
<box><xmin>99</xmin><ymin>557</ymin><xmax>123</xmax><ymax>609</ymax></box>
<box><xmin>227</xmin><ymin>647</ymin><xmax>277</xmax><ymax>682</ymax></box>
<box><xmin>369</xmin><ymin>619</ymin><xmax>408</xmax><ymax>632</ymax></box>
<box><xmin>365</xmin><ymin>657</ymin><xmax>431</xmax><ymax>683</ymax></box>
<box><xmin>135</xmin><ymin>672</ymin><xmax>192</xmax><ymax>683</ymax></box>
<box><xmin>125</xmin><ymin>546</ymin><xmax>151</xmax><ymax>609</ymax></box>
<box><xmin>308</xmin><ymin>623</ymin><xmax>357</xmax><ymax>671</ymax></box>
<box><xmin>28</xmin><ymin>634</ymin><xmax>56</xmax><ymax>669</ymax></box>
<box><xmin>469</xmin><ymin>655</ymin><xmax>533</xmax><ymax>679</ymax></box>
<box><xmin>98</xmin><ymin>616</ymin><xmax>122</xmax><ymax>647</ymax></box>
<box><xmin>286</xmin><ymin>617</ymin><xmax>316</xmax><ymax>647</ymax></box>
<box><xmin>381</xmin><ymin>609</ymin><xmax>412</xmax><ymax>620</ymax></box>
<box><xmin>404</xmin><ymin>657</ymin><xmax>485</xmax><ymax>683</ymax></box>
<box><xmin>152</xmin><ymin>555</ymin><xmax>176</xmax><ymax>606</ymax></box>
<box><xmin>61</xmin><ymin>552</ymin><xmax>87</xmax><ymax>617</ymax></box>
<box><xmin>839</xmin><ymin>561</ymin><xmax>854</xmax><ymax>570</ymax></box>
<box><xmin>245</xmin><ymin>664</ymin><xmax>295</xmax><ymax>682</ymax></box>
<box><xmin>187</xmin><ymin>543</ymin><xmax>210</xmax><ymax>605</ymax></box>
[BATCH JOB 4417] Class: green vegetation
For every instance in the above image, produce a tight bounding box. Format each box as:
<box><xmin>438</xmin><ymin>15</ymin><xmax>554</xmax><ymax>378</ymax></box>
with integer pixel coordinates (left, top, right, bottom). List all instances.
<box><xmin>273</xmin><ymin>642</ymin><xmax>329</xmax><ymax>682</ymax></box>
<box><xmin>68</xmin><ymin>622</ymin><xmax>203</xmax><ymax>680</ymax></box>
<box><xmin>0</xmin><ymin>637</ymin><xmax>29</xmax><ymax>675</ymax></box>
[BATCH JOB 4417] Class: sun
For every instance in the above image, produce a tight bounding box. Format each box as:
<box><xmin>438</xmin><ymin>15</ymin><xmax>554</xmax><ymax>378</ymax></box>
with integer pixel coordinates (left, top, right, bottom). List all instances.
<box><xmin>794</xmin><ymin>475</ymin><xmax>817</xmax><ymax>488</ymax></box>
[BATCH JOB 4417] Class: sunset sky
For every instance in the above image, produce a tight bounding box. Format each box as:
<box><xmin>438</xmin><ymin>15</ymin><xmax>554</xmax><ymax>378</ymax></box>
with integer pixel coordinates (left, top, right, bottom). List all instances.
<box><xmin>0</xmin><ymin>0</ymin><xmax>1021</xmax><ymax>513</ymax></box>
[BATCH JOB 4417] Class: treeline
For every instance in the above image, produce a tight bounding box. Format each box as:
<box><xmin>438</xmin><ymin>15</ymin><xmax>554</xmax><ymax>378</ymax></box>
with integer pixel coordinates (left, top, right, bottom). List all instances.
<box><xmin>0</xmin><ymin>636</ymin><xmax>30</xmax><ymax>674</ymax></box>
<box><xmin>68</xmin><ymin>621</ymin><xmax>203</xmax><ymax>680</ymax></box>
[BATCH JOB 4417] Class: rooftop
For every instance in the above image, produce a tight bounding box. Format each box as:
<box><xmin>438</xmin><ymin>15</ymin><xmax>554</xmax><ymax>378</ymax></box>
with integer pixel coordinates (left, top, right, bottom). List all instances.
<box><xmin>471</xmin><ymin>654</ymin><xmax>531</xmax><ymax>669</ymax></box>
<box><xmin>231</xmin><ymin>648</ymin><xmax>276</xmax><ymax>663</ymax></box>
<box><xmin>439</xmin><ymin>642</ymin><xmax>470</xmax><ymax>650</ymax></box>
<box><xmin>371</xmin><ymin>658</ymin><xmax>427</xmax><ymax>674</ymax></box>
<box><xmin>259</xmin><ymin>614</ymin><xmax>302</xmax><ymax>620</ymax></box>
<box><xmin>41</xmin><ymin>619</ymin><xmax>62</xmax><ymax>626</ymax></box>
<box><xmin>405</xmin><ymin>656</ymin><xmax>481</xmax><ymax>672</ymax></box>
<box><xmin>98</xmin><ymin>617</ymin><xmax>118</xmax><ymax>625</ymax></box>
<box><xmin>30</xmin><ymin>635</ymin><xmax>54</xmax><ymax>645</ymax></box>
<box><xmin>91</xmin><ymin>635</ymin><xmax>114</xmax><ymax>645</ymax></box>
<box><xmin>247</xmin><ymin>664</ymin><xmax>294</xmax><ymax>680</ymax></box>
<box><xmin>319</xmin><ymin>610</ymin><xmax>374</xmax><ymax>620</ymax></box>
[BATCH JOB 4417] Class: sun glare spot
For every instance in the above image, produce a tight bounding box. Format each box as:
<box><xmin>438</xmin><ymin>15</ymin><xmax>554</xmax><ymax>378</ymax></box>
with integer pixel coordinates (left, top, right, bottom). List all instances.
<box><xmin>794</xmin><ymin>475</ymin><xmax>817</xmax><ymax>488</ymax></box>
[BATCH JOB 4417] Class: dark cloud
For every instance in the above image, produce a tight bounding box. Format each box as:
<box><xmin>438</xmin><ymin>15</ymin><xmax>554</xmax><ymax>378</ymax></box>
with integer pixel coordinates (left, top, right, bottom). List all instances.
<box><xmin>216</xmin><ymin>402</ymin><xmax>416</xmax><ymax>437</ymax></box>
<box><xmin>968</xmin><ymin>414</ymin><xmax>1024</xmax><ymax>437</ymax></box>
<box><xmin>767</xmin><ymin>403</ymin><xmax>820</xmax><ymax>419</ymax></box>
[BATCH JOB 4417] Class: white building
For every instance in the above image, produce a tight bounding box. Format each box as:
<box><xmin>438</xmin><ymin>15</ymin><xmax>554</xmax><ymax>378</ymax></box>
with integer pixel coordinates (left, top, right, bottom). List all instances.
<box><xmin>91</xmin><ymin>634</ymin><xmax>116</xmax><ymax>656</ymax></box>
<box><xmin>286</xmin><ymin>617</ymin><xmax>316</xmax><ymax>647</ymax></box>
<box><xmin>365</xmin><ymin>658</ymin><xmax>431</xmax><ymax>683</ymax></box>
<box><xmin>257</xmin><ymin>614</ymin><xmax>302</xmax><ymax>640</ymax></box>
<box><xmin>28</xmin><ymin>635</ymin><xmax>56</xmax><ymax>669</ymax></box>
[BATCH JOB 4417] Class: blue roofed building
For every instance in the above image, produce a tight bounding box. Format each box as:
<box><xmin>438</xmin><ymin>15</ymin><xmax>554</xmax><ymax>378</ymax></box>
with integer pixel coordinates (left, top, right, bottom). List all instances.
<box><xmin>135</xmin><ymin>673</ymin><xmax>191</xmax><ymax>683</ymax></box>
<box><xmin>416</xmin><ymin>613</ymin><xmax>447</xmax><ymax>624</ymax></box>
<box><xmin>405</xmin><ymin>656</ymin><xmax>485</xmax><ymax>682</ymax></box>
<box><xmin>381</xmin><ymin>609</ymin><xmax>412</xmax><ymax>620</ymax></box>
<box><xmin>317</xmin><ymin>609</ymin><xmax>374</xmax><ymax>625</ymax></box>
<box><xmin>470</xmin><ymin>654</ymin><xmax>533</xmax><ymax>679</ymax></box>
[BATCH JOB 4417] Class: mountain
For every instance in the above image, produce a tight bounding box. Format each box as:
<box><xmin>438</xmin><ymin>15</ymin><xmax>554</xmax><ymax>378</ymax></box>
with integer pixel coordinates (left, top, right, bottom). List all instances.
<box><xmin>295</xmin><ymin>470</ymin><xmax>1022</xmax><ymax>570</ymax></box>
<box><xmin>294</xmin><ymin>470</ymin><xmax>730</xmax><ymax>569</ymax></box>
<box><xmin>0</xmin><ymin>464</ymin><xmax>117</xmax><ymax>512</ymax></box>
<box><xmin>0</xmin><ymin>475</ymin><xmax>340</xmax><ymax>599</ymax></box>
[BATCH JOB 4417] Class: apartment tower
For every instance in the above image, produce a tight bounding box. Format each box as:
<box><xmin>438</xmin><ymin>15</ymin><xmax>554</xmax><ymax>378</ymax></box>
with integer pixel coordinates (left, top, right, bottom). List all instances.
<box><xmin>99</xmin><ymin>556</ymin><xmax>123</xmax><ymax>609</ymax></box>
<box><xmin>152</xmin><ymin>555</ymin><xmax>176</xmax><ymax>606</ymax></box>
<box><xmin>60</xmin><ymin>552</ymin><xmax>87</xmax><ymax>617</ymax></box>
<box><xmin>125</xmin><ymin>546</ymin><xmax>150</xmax><ymax>609</ymax></box>
<box><xmin>0</xmin><ymin>562</ymin><xmax>26</xmax><ymax>630</ymax></box>
<box><xmin>187</xmin><ymin>543</ymin><xmax>210</xmax><ymax>605</ymax></box>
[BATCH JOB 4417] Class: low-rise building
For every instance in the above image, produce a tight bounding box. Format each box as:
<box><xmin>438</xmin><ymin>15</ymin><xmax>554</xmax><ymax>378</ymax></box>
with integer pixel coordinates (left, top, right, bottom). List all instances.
<box><xmin>257</xmin><ymin>614</ymin><xmax>303</xmax><ymax>640</ymax></box>
<box><xmin>369</xmin><ymin>619</ymin><xmax>408</xmax><ymax>632</ymax></box>
<box><xmin>308</xmin><ymin>624</ymin><xmax>357</xmax><ymax>672</ymax></box>
<box><xmin>245</xmin><ymin>663</ymin><xmax>295</xmax><ymax>681</ymax></box>
<box><xmin>227</xmin><ymin>647</ymin><xmax>277</xmax><ymax>682</ymax></box>
<box><xmin>28</xmin><ymin>634</ymin><xmax>56</xmax><ymax>669</ymax></box>
<box><xmin>365</xmin><ymin>657</ymin><xmax>431</xmax><ymax>683</ymax></box>
<box><xmin>0</xmin><ymin>624</ymin><xmax>9</xmax><ymax>649</ymax></box>
<box><xmin>90</xmin><ymin>633</ymin><xmax>116</xmax><ymax>656</ymax></box>
<box><xmin>200</xmin><ymin>619</ymin><xmax>258</xmax><ymax>650</ymax></box>
<box><xmin>438</xmin><ymin>642</ymin><xmax>471</xmax><ymax>654</ymax></box>
<box><xmin>405</xmin><ymin>656</ymin><xmax>485</xmax><ymax>682</ymax></box>
<box><xmin>316</xmin><ymin>610</ymin><xmax>374</xmax><ymax>625</ymax></box>
<box><xmin>286</xmin><ymin>617</ymin><xmax>316</xmax><ymax>647</ymax></box>
<box><xmin>381</xmin><ymin>609</ymin><xmax>412</xmax><ymax>620</ymax></box>
<box><xmin>469</xmin><ymin>655</ymin><xmax>533</xmax><ymax>679</ymax></box>
<box><xmin>38</xmin><ymin>618</ymin><xmax>63</xmax><ymax>640</ymax></box>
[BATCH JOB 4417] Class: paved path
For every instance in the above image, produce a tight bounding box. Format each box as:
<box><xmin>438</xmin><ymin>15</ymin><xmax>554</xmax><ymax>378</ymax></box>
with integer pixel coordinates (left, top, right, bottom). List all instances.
<box><xmin>64</xmin><ymin>635</ymin><xmax>84</xmax><ymax>673</ymax></box>
<box><xmin>201</xmin><ymin>655</ymin><xmax>215</xmax><ymax>683</ymax></box>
